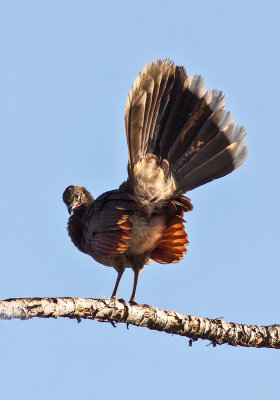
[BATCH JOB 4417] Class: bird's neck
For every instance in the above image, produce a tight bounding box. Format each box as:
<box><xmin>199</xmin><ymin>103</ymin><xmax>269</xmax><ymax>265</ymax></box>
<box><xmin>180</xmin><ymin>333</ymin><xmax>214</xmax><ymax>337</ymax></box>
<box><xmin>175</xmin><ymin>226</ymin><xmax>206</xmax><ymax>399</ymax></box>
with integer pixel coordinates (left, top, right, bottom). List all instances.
<box><xmin>67</xmin><ymin>204</ymin><xmax>91</xmax><ymax>252</ymax></box>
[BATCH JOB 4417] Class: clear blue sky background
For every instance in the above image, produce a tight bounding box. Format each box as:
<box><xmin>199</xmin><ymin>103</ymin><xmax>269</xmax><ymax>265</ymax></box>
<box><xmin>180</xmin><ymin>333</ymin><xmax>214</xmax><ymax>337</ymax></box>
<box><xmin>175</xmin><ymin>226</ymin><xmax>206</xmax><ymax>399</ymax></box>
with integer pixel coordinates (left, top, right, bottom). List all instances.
<box><xmin>0</xmin><ymin>1</ymin><xmax>279</xmax><ymax>399</ymax></box>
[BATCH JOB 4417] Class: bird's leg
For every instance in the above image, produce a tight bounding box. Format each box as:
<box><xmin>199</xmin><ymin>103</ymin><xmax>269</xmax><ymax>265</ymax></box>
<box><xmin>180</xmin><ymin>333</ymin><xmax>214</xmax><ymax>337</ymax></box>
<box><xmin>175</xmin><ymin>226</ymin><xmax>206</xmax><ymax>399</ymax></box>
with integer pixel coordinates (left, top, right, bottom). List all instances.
<box><xmin>111</xmin><ymin>268</ymin><xmax>125</xmax><ymax>299</ymax></box>
<box><xmin>129</xmin><ymin>267</ymin><xmax>143</xmax><ymax>304</ymax></box>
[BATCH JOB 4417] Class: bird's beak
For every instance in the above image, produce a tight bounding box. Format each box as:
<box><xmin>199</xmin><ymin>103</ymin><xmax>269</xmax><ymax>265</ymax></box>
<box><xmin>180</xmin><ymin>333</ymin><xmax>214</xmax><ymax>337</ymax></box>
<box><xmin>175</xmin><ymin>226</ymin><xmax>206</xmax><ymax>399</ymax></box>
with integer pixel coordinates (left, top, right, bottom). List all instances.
<box><xmin>67</xmin><ymin>202</ymin><xmax>81</xmax><ymax>215</ymax></box>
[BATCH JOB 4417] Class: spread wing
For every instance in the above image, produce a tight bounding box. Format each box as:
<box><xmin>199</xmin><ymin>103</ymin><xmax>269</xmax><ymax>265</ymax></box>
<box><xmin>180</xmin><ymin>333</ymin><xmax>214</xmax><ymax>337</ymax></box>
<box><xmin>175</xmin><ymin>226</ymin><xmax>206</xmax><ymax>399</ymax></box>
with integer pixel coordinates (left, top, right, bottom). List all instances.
<box><xmin>84</xmin><ymin>190</ymin><xmax>136</xmax><ymax>258</ymax></box>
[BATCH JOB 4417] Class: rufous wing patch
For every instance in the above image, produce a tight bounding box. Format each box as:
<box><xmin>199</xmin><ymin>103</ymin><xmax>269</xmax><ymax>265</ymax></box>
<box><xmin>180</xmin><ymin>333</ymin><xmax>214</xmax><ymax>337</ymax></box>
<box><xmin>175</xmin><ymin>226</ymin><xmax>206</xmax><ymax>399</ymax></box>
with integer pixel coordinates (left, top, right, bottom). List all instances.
<box><xmin>91</xmin><ymin>217</ymin><xmax>132</xmax><ymax>258</ymax></box>
<box><xmin>150</xmin><ymin>216</ymin><xmax>189</xmax><ymax>264</ymax></box>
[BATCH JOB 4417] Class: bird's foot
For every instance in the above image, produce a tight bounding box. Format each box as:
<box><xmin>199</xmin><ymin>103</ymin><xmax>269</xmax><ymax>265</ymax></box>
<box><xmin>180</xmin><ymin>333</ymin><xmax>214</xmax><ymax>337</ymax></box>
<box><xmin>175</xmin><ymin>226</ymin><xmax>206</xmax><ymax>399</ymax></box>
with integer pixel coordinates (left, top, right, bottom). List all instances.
<box><xmin>110</xmin><ymin>296</ymin><xmax>127</xmax><ymax>305</ymax></box>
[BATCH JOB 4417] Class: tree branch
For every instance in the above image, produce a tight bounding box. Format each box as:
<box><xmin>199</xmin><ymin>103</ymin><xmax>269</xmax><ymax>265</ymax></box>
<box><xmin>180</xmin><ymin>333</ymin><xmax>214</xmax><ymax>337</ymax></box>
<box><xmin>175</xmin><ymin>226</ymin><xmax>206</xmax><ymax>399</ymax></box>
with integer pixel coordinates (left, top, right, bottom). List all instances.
<box><xmin>0</xmin><ymin>297</ymin><xmax>279</xmax><ymax>349</ymax></box>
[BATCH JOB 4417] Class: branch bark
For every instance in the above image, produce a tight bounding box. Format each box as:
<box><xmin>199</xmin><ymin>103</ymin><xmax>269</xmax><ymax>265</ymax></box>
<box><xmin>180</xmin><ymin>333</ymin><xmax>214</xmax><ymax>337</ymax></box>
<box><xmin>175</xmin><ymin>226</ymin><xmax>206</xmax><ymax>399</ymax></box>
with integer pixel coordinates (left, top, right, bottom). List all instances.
<box><xmin>0</xmin><ymin>297</ymin><xmax>279</xmax><ymax>349</ymax></box>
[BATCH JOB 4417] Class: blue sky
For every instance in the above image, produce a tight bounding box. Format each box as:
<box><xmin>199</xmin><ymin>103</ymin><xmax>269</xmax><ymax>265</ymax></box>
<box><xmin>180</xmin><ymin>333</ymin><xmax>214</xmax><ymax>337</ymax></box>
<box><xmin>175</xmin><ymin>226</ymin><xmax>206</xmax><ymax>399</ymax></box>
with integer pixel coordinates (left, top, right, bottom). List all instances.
<box><xmin>1</xmin><ymin>1</ymin><xmax>280</xmax><ymax>399</ymax></box>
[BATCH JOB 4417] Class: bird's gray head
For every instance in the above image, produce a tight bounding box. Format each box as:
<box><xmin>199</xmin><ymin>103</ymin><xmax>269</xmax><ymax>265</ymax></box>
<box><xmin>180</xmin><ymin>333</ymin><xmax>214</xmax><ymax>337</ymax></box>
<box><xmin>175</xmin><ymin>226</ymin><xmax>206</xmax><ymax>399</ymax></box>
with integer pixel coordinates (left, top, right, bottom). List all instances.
<box><xmin>62</xmin><ymin>185</ymin><xmax>94</xmax><ymax>214</ymax></box>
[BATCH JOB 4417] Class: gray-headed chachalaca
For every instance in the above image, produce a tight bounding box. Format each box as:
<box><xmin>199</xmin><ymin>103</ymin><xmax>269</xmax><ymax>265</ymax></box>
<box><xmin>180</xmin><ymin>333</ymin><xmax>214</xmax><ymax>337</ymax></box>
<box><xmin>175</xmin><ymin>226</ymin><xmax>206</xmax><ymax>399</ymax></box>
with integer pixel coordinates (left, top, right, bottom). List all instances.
<box><xmin>63</xmin><ymin>60</ymin><xmax>248</xmax><ymax>303</ymax></box>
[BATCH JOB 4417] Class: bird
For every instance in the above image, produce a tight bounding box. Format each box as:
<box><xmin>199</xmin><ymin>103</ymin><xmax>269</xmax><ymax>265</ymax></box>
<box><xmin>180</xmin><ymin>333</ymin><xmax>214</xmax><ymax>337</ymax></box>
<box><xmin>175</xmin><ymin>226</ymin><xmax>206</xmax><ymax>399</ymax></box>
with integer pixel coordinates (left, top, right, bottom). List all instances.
<box><xmin>63</xmin><ymin>59</ymin><xmax>248</xmax><ymax>303</ymax></box>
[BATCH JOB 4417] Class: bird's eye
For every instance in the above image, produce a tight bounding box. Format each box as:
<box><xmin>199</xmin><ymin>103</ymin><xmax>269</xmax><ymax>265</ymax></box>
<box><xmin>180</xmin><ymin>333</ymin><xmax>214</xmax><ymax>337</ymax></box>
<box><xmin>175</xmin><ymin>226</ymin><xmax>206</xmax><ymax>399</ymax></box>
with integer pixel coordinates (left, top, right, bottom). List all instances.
<box><xmin>74</xmin><ymin>194</ymin><xmax>80</xmax><ymax>200</ymax></box>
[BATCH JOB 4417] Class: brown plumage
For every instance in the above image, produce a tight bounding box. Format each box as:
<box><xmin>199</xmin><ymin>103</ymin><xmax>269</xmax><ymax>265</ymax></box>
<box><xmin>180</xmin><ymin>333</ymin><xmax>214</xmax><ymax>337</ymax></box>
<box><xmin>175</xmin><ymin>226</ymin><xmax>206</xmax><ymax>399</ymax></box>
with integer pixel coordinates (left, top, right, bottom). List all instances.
<box><xmin>63</xmin><ymin>59</ymin><xmax>248</xmax><ymax>303</ymax></box>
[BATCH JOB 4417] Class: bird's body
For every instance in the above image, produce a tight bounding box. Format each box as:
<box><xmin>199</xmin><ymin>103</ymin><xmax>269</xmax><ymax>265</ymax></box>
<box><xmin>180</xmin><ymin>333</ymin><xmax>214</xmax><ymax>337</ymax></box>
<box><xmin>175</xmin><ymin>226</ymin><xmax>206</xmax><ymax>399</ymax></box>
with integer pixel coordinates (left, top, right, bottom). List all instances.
<box><xmin>63</xmin><ymin>59</ymin><xmax>248</xmax><ymax>302</ymax></box>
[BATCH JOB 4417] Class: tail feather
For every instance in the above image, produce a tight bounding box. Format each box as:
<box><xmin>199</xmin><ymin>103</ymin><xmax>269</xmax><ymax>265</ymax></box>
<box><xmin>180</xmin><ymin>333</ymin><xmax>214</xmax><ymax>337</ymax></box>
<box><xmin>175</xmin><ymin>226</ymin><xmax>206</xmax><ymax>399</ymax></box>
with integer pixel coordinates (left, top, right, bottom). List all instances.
<box><xmin>156</xmin><ymin>72</ymin><xmax>206</xmax><ymax>159</ymax></box>
<box><xmin>174</xmin><ymin>123</ymin><xmax>246</xmax><ymax>177</ymax></box>
<box><xmin>176</xmin><ymin>140</ymin><xmax>247</xmax><ymax>192</ymax></box>
<box><xmin>167</xmin><ymin>89</ymin><xmax>224</xmax><ymax>165</ymax></box>
<box><xmin>125</xmin><ymin>59</ymin><xmax>248</xmax><ymax>200</ymax></box>
<box><xmin>125</xmin><ymin>60</ymin><xmax>176</xmax><ymax>167</ymax></box>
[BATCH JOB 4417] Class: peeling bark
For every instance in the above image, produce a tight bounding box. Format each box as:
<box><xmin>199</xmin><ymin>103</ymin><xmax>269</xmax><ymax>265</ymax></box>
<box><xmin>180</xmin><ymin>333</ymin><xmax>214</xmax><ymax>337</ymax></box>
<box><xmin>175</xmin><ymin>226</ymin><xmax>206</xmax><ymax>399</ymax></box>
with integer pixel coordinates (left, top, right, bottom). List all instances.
<box><xmin>0</xmin><ymin>297</ymin><xmax>279</xmax><ymax>349</ymax></box>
